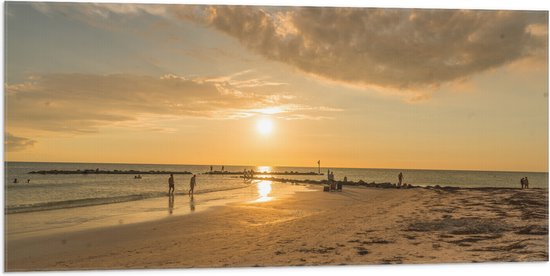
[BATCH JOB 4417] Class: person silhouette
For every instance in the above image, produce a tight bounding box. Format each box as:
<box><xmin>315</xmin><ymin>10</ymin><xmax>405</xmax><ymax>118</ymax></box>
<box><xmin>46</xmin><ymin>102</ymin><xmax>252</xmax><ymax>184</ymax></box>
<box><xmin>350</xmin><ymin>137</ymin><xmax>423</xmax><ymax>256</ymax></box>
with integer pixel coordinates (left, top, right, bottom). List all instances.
<box><xmin>189</xmin><ymin>174</ymin><xmax>197</xmax><ymax>196</ymax></box>
<box><xmin>524</xmin><ymin>177</ymin><xmax>529</xmax><ymax>189</ymax></box>
<box><xmin>168</xmin><ymin>174</ymin><xmax>175</xmax><ymax>195</ymax></box>
<box><xmin>520</xmin><ymin>177</ymin><xmax>525</xmax><ymax>189</ymax></box>
<box><xmin>398</xmin><ymin>172</ymin><xmax>403</xmax><ymax>187</ymax></box>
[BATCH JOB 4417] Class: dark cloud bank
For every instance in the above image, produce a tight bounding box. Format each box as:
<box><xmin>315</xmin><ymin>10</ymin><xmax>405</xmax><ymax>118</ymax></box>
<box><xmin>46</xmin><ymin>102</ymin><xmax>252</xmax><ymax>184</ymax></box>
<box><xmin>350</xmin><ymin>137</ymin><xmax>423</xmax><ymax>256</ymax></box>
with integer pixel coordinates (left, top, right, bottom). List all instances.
<box><xmin>175</xmin><ymin>6</ymin><xmax>547</xmax><ymax>90</ymax></box>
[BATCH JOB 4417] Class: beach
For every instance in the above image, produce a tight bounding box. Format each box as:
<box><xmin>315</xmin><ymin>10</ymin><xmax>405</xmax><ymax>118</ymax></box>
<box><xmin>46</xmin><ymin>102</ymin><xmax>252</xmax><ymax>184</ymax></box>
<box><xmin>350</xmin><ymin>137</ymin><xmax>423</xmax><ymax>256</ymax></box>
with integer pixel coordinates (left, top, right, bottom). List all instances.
<box><xmin>5</xmin><ymin>183</ymin><xmax>548</xmax><ymax>271</ymax></box>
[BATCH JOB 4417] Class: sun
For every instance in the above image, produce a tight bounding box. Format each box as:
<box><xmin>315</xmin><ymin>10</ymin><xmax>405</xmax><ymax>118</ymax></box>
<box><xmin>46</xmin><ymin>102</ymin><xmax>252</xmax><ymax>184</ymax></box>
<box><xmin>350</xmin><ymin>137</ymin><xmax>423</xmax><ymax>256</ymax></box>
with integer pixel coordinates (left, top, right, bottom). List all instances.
<box><xmin>257</xmin><ymin>118</ymin><xmax>274</xmax><ymax>135</ymax></box>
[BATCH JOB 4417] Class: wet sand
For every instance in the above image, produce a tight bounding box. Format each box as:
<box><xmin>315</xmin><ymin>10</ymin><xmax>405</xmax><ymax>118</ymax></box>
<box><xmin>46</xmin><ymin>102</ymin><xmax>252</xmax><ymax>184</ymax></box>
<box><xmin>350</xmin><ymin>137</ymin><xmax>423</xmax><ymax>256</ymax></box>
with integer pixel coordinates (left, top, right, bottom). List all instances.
<box><xmin>5</xmin><ymin>185</ymin><xmax>548</xmax><ymax>271</ymax></box>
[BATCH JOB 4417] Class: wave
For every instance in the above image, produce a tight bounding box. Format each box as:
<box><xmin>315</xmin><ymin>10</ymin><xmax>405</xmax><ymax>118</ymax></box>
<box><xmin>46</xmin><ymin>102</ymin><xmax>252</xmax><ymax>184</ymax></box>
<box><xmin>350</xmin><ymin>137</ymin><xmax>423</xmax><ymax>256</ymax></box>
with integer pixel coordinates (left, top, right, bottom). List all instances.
<box><xmin>5</xmin><ymin>184</ymin><xmax>251</xmax><ymax>214</ymax></box>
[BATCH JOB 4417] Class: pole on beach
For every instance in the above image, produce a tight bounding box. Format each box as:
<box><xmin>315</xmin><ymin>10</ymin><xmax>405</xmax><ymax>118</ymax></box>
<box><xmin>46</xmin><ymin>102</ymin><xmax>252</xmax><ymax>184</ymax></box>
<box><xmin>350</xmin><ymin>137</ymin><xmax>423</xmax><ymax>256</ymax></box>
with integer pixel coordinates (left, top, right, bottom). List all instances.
<box><xmin>317</xmin><ymin>160</ymin><xmax>321</xmax><ymax>174</ymax></box>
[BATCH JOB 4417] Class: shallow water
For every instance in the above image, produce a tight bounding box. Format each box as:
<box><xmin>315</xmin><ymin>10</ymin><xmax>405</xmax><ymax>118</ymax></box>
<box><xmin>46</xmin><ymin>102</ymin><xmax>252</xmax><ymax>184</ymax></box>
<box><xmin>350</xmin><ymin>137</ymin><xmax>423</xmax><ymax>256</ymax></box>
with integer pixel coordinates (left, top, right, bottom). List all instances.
<box><xmin>6</xmin><ymin>180</ymin><xmax>314</xmax><ymax>239</ymax></box>
<box><xmin>4</xmin><ymin>162</ymin><xmax>548</xmax><ymax>214</ymax></box>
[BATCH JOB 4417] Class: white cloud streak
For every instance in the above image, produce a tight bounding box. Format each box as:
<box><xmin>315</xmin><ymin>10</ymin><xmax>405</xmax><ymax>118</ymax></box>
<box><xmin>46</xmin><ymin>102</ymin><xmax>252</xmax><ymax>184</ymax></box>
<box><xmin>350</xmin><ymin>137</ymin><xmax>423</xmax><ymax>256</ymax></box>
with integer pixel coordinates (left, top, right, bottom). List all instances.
<box><xmin>5</xmin><ymin>73</ymin><xmax>340</xmax><ymax>134</ymax></box>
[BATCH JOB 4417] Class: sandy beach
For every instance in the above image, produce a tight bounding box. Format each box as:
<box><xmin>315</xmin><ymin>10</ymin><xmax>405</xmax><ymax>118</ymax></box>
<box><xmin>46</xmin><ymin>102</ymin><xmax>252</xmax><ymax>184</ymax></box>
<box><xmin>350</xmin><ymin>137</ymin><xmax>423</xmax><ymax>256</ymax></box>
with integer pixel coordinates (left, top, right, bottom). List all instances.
<box><xmin>5</xmin><ymin>184</ymin><xmax>548</xmax><ymax>271</ymax></box>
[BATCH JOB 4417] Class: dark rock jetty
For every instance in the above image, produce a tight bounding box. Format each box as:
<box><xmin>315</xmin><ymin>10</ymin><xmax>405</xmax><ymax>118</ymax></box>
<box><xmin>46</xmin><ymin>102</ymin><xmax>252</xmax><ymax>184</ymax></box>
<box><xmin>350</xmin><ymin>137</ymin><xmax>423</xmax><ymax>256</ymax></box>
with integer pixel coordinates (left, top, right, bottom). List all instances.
<box><xmin>28</xmin><ymin>169</ymin><xmax>192</xmax><ymax>175</ymax></box>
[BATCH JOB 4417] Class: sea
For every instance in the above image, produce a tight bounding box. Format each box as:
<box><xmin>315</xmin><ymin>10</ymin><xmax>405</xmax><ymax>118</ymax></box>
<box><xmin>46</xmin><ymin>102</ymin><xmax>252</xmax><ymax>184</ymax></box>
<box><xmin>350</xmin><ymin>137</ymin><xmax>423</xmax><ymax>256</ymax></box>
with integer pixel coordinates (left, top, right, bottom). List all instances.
<box><xmin>3</xmin><ymin>161</ymin><xmax>549</xmax><ymax>215</ymax></box>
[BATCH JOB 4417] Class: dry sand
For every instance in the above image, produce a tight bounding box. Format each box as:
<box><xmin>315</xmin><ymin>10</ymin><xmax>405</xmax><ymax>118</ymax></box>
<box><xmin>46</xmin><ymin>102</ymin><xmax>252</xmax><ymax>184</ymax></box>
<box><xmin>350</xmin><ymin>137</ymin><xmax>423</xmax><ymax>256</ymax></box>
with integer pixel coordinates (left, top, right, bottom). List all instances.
<box><xmin>5</xmin><ymin>185</ymin><xmax>548</xmax><ymax>271</ymax></box>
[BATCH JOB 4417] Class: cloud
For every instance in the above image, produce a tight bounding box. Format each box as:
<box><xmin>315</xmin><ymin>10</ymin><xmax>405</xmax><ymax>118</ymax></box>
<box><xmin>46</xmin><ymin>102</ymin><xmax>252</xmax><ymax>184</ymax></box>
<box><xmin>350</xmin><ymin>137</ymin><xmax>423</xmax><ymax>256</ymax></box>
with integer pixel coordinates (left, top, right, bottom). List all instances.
<box><xmin>5</xmin><ymin>133</ymin><xmax>37</xmax><ymax>152</ymax></box>
<box><xmin>175</xmin><ymin>6</ymin><xmax>548</xmax><ymax>92</ymax></box>
<box><xmin>31</xmin><ymin>2</ymin><xmax>168</xmax><ymax>18</ymax></box>
<box><xmin>5</xmin><ymin>73</ymin><xmax>339</xmax><ymax>134</ymax></box>
<box><xmin>27</xmin><ymin>3</ymin><xmax>546</xmax><ymax>96</ymax></box>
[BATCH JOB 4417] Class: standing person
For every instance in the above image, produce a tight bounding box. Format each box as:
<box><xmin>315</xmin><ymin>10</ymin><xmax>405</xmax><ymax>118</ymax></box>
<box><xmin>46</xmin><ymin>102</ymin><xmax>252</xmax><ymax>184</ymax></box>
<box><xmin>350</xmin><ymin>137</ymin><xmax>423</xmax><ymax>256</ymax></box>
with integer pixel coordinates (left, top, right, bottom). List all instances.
<box><xmin>168</xmin><ymin>174</ymin><xmax>175</xmax><ymax>195</ymax></box>
<box><xmin>398</xmin><ymin>172</ymin><xmax>404</xmax><ymax>187</ymax></box>
<box><xmin>210</xmin><ymin>165</ymin><xmax>213</xmax><ymax>172</ymax></box>
<box><xmin>221</xmin><ymin>166</ymin><xmax>225</xmax><ymax>172</ymax></box>
<box><xmin>524</xmin><ymin>177</ymin><xmax>529</xmax><ymax>189</ymax></box>
<box><xmin>189</xmin><ymin>174</ymin><xmax>197</xmax><ymax>196</ymax></box>
<box><xmin>520</xmin><ymin>177</ymin><xmax>525</xmax><ymax>189</ymax></box>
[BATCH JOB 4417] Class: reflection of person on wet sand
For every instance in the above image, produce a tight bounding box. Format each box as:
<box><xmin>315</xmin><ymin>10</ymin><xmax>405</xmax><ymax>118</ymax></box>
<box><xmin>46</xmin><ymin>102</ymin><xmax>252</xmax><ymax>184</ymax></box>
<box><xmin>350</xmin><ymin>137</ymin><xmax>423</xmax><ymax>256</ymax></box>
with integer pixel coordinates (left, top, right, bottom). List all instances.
<box><xmin>168</xmin><ymin>194</ymin><xmax>174</xmax><ymax>215</ymax></box>
<box><xmin>189</xmin><ymin>174</ymin><xmax>196</xmax><ymax>196</ymax></box>
<box><xmin>189</xmin><ymin>195</ymin><xmax>196</xmax><ymax>212</ymax></box>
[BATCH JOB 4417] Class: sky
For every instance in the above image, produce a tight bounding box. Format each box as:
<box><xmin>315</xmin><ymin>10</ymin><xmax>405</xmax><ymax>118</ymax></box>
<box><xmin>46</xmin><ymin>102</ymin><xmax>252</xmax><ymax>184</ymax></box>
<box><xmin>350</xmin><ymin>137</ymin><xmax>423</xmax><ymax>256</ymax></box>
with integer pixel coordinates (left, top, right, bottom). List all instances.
<box><xmin>3</xmin><ymin>1</ymin><xmax>549</xmax><ymax>172</ymax></box>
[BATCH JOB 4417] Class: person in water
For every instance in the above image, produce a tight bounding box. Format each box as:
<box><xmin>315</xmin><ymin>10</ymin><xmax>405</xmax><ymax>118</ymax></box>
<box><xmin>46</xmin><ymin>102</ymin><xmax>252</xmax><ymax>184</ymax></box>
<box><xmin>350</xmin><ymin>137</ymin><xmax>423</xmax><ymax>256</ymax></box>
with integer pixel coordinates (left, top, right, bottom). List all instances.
<box><xmin>168</xmin><ymin>174</ymin><xmax>175</xmax><ymax>195</ymax></box>
<box><xmin>189</xmin><ymin>174</ymin><xmax>197</xmax><ymax>196</ymax></box>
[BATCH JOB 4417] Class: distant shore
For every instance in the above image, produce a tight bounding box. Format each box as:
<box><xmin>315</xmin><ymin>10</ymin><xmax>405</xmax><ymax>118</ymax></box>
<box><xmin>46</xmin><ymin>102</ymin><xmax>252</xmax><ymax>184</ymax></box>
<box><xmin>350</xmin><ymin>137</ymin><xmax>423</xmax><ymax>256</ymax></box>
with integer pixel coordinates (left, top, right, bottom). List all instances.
<box><xmin>5</xmin><ymin>184</ymin><xmax>547</xmax><ymax>270</ymax></box>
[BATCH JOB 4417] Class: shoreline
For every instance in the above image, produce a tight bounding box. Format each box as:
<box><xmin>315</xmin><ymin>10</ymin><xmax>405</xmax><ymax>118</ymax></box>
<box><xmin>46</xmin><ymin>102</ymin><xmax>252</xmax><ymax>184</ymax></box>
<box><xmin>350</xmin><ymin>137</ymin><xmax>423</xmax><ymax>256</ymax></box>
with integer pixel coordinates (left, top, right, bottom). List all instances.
<box><xmin>5</xmin><ymin>181</ymin><xmax>314</xmax><ymax>241</ymax></box>
<box><xmin>254</xmin><ymin>175</ymin><xmax>547</xmax><ymax>191</ymax></box>
<box><xmin>5</xmin><ymin>184</ymin><xmax>548</xmax><ymax>271</ymax></box>
<box><xmin>5</xmin><ymin>184</ymin><xmax>255</xmax><ymax>215</ymax></box>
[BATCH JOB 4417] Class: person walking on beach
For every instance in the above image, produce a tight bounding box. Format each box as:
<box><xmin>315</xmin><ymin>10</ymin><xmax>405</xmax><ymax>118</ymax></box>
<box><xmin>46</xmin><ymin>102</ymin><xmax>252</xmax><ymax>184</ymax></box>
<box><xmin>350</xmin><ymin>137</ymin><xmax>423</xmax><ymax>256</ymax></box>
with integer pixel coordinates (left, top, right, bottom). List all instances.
<box><xmin>189</xmin><ymin>174</ymin><xmax>197</xmax><ymax>196</ymax></box>
<box><xmin>168</xmin><ymin>174</ymin><xmax>175</xmax><ymax>195</ymax></box>
<box><xmin>398</xmin><ymin>172</ymin><xmax>404</xmax><ymax>187</ymax></box>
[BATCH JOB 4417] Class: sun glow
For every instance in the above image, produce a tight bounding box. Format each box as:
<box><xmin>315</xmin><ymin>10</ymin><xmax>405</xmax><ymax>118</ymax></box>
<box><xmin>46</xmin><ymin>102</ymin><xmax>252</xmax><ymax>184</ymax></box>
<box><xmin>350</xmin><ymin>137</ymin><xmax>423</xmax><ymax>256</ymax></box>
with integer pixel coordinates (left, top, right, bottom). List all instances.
<box><xmin>257</xmin><ymin>118</ymin><xmax>274</xmax><ymax>135</ymax></box>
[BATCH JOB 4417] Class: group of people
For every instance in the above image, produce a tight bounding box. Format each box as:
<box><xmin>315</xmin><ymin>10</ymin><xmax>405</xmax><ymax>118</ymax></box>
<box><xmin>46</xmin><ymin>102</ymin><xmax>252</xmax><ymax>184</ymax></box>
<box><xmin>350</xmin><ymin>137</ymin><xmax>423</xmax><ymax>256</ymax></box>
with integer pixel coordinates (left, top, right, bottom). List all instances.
<box><xmin>520</xmin><ymin>177</ymin><xmax>530</xmax><ymax>189</ymax></box>
<box><xmin>243</xmin><ymin>169</ymin><xmax>255</xmax><ymax>180</ymax></box>
<box><xmin>168</xmin><ymin>174</ymin><xmax>197</xmax><ymax>196</ymax></box>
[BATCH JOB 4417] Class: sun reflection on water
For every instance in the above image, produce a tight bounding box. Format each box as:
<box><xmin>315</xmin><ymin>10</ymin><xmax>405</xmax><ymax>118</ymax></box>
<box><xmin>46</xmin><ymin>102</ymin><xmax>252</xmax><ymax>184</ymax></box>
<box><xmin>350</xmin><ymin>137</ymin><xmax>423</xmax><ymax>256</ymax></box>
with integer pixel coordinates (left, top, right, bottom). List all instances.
<box><xmin>255</xmin><ymin>180</ymin><xmax>273</xmax><ymax>202</ymax></box>
<box><xmin>256</xmin><ymin>166</ymin><xmax>272</xmax><ymax>173</ymax></box>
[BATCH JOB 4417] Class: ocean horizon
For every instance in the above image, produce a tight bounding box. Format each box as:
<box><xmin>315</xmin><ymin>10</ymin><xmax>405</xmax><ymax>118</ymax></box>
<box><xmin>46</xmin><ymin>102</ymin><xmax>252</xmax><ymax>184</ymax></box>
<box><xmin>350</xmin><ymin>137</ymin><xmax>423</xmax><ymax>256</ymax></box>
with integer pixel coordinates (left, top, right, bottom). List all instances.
<box><xmin>4</xmin><ymin>160</ymin><xmax>548</xmax><ymax>173</ymax></box>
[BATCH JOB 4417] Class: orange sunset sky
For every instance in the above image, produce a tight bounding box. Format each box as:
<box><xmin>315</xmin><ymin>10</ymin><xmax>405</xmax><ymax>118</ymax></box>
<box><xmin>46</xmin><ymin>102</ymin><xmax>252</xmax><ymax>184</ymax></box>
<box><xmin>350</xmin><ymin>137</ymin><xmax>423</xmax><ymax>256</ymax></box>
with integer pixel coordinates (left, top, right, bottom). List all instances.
<box><xmin>3</xmin><ymin>1</ymin><xmax>549</xmax><ymax>172</ymax></box>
